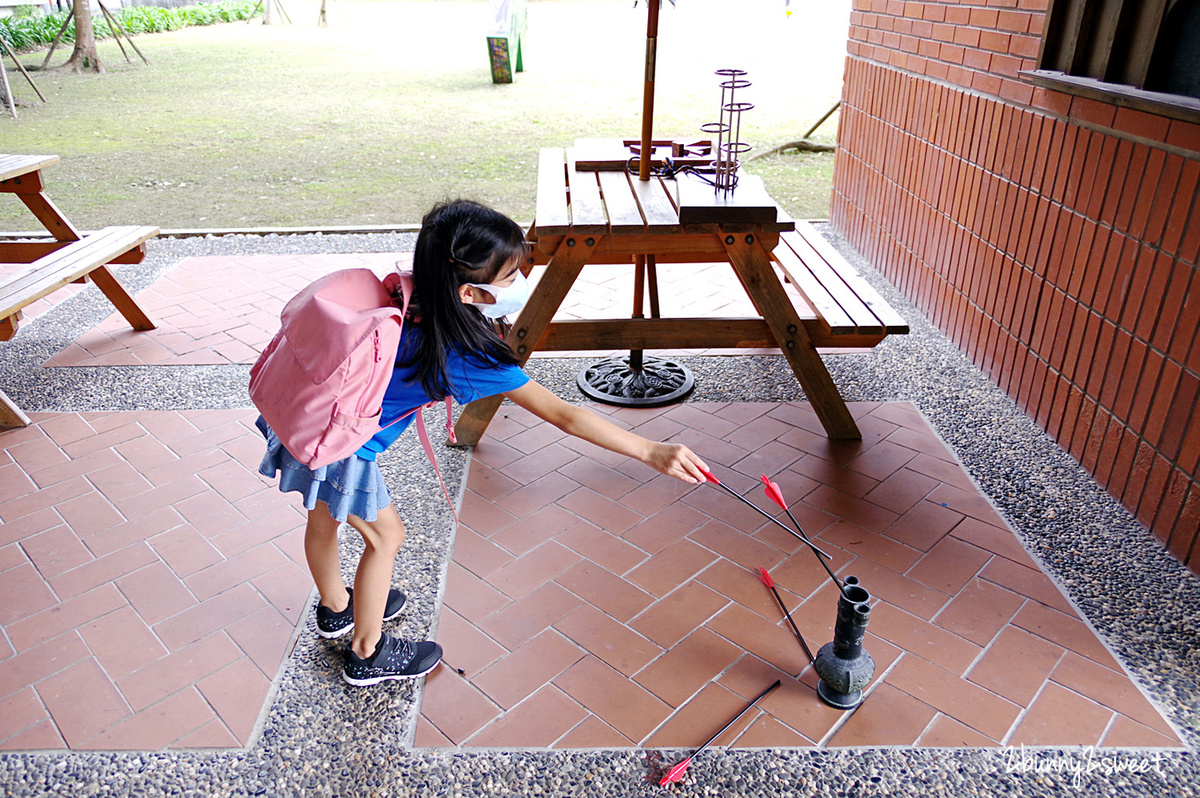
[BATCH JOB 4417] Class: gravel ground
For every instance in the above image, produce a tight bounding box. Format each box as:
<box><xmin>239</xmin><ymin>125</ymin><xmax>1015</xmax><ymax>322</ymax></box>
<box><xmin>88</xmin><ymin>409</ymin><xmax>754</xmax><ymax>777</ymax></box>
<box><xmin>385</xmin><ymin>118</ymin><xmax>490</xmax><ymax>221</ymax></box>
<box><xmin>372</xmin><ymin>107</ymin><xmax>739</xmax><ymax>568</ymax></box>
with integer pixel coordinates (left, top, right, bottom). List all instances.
<box><xmin>0</xmin><ymin>226</ymin><xmax>1196</xmax><ymax>797</ymax></box>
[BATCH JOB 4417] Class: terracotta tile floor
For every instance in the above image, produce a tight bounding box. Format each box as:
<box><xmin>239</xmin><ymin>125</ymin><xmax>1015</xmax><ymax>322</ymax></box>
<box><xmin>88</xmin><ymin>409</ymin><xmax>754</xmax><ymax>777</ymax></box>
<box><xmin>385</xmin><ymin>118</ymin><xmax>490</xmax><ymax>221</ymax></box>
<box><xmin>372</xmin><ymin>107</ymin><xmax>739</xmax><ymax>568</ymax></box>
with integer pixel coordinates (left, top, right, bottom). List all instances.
<box><xmin>418</xmin><ymin>400</ymin><xmax>1184</xmax><ymax>749</ymax></box>
<box><xmin>0</xmin><ymin>250</ymin><xmax>1185</xmax><ymax>752</ymax></box>
<box><xmin>41</xmin><ymin>253</ymin><xmax>793</xmax><ymax>368</ymax></box>
<box><xmin>0</xmin><ymin>409</ymin><xmax>309</xmax><ymax>750</ymax></box>
<box><xmin>43</xmin><ymin>253</ymin><xmax>408</xmax><ymax>368</ymax></box>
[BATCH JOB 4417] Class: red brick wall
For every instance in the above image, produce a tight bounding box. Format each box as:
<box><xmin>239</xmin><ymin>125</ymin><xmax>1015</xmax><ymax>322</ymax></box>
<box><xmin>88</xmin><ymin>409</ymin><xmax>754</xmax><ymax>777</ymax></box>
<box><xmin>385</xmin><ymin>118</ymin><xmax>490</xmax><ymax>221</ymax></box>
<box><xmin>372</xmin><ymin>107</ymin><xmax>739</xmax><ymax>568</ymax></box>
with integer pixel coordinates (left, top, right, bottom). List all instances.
<box><xmin>831</xmin><ymin>0</ymin><xmax>1200</xmax><ymax>569</ymax></box>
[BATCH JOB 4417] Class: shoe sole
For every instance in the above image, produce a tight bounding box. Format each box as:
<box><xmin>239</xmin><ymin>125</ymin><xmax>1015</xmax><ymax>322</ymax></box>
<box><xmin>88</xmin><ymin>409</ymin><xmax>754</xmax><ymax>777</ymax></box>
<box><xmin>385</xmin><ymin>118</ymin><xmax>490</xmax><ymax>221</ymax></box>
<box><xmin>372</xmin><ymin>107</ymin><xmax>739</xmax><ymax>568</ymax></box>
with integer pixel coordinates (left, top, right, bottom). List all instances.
<box><xmin>341</xmin><ymin>658</ymin><xmax>441</xmax><ymax>687</ymax></box>
<box><xmin>316</xmin><ymin>596</ymin><xmax>407</xmax><ymax>640</ymax></box>
<box><xmin>317</xmin><ymin>624</ymin><xmax>352</xmax><ymax>640</ymax></box>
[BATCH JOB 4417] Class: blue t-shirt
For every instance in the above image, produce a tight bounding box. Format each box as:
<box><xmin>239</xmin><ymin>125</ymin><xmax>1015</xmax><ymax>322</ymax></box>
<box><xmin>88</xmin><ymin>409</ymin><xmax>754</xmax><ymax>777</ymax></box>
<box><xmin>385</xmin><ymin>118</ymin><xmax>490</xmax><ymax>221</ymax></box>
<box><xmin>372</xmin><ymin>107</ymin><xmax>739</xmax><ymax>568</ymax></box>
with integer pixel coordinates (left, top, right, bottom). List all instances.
<box><xmin>356</xmin><ymin>326</ymin><xmax>529</xmax><ymax>460</ymax></box>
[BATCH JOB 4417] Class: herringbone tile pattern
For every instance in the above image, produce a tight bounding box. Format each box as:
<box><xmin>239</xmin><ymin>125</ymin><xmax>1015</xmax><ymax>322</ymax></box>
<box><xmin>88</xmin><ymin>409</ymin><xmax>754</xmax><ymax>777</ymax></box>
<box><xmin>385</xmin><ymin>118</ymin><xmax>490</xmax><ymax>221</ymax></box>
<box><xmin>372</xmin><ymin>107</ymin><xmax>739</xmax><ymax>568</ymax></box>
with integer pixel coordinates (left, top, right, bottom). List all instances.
<box><xmin>1</xmin><ymin>252</ymin><xmax>1184</xmax><ymax>752</ymax></box>
<box><xmin>45</xmin><ymin>254</ymin><xmax>406</xmax><ymax>367</ymax></box>
<box><xmin>419</xmin><ymin>401</ymin><xmax>1184</xmax><ymax>750</ymax></box>
<box><xmin>44</xmin><ymin>255</ymin><xmax>792</xmax><ymax>368</ymax></box>
<box><xmin>0</xmin><ymin>410</ymin><xmax>309</xmax><ymax>750</ymax></box>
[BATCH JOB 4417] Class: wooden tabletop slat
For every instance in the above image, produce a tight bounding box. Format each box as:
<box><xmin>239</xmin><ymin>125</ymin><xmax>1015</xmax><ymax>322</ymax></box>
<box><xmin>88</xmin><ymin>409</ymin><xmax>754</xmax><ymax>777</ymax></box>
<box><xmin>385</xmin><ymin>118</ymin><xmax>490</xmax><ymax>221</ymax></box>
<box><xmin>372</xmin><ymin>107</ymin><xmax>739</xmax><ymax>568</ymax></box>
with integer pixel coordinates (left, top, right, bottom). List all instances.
<box><xmin>565</xmin><ymin>149</ymin><xmax>608</xmax><ymax>234</ymax></box>
<box><xmin>629</xmin><ymin>175</ymin><xmax>681</xmax><ymax>234</ymax></box>
<box><xmin>597</xmin><ymin>170</ymin><xmax>645</xmax><ymax>234</ymax></box>
<box><xmin>794</xmin><ymin>222</ymin><xmax>910</xmax><ymax>333</ymax></box>
<box><xmin>0</xmin><ymin>154</ymin><xmax>57</xmax><ymax>184</ymax></box>
<box><xmin>535</xmin><ymin>148</ymin><xmax>571</xmax><ymax>236</ymax></box>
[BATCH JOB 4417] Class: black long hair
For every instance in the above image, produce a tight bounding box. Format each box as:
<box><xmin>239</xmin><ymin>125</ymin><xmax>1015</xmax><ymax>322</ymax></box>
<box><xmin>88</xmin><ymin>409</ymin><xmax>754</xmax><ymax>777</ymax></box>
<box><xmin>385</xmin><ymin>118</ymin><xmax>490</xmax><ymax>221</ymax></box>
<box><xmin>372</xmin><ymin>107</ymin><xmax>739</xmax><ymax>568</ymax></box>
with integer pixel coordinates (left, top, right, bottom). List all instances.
<box><xmin>398</xmin><ymin>199</ymin><xmax>527</xmax><ymax>400</ymax></box>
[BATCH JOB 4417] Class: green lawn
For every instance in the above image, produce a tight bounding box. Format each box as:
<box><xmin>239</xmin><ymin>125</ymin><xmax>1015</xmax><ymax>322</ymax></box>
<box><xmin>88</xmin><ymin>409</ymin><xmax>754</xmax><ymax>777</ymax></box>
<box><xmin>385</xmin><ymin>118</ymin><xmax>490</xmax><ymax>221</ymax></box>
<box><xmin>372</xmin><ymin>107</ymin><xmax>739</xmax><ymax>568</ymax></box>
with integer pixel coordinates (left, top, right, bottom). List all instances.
<box><xmin>0</xmin><ymin>0</ymin><xmax>850</xmax><ymax>230</ymax></box>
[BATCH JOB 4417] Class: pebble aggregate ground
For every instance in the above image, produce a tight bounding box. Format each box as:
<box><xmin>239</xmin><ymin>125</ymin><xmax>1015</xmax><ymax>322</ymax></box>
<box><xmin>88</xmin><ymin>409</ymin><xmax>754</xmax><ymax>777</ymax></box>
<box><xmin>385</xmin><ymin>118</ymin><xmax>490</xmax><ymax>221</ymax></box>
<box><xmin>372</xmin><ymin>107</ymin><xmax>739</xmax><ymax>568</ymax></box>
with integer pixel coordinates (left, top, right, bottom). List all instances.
<box><xmin>0</xmin><ymin>226</ymin><xmax>1196</xmax><ymax>796</ymax></box>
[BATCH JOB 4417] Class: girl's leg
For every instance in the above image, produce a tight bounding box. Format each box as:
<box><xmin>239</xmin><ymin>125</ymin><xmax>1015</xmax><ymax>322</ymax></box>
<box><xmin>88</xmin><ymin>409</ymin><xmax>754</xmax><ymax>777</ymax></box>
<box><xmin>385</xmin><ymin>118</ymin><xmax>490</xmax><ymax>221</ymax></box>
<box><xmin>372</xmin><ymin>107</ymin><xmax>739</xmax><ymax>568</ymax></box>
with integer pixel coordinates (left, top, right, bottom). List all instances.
<box><xmin>304</xmin><ymin>503</ymin><xmax>350</xmax><ymax>613</ymax></box>
<box><xmin>343</xmin><ymin>505</ymin><xmax>407</xmax><ymax>660</ymax></box>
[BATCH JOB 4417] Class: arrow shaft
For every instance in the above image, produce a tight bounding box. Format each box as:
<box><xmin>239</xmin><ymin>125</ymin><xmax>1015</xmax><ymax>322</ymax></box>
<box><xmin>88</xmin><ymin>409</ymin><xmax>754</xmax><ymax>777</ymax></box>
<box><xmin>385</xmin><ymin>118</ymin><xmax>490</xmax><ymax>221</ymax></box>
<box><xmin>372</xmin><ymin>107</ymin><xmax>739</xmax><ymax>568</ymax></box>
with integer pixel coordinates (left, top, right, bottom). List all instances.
<box><xmin>782</xmin><ymin>506</ymin><xmax>846</xmax><ymax>593</ymax></box>
<box><xmin>693</xmin><ymin>679</ymin><xmax>782</xmax><ymax>758</ymax></box>
<box><xmin>768</xmin><ymin>583</ymin><xmax>816</xmax><ymax>666</ymax></box>
<box><xmin>712</xmin><ymin>480</ymin><xmax>832</xmax><ymax>560</ymax></box>
<box><xmin>659</xmin><ymin>679</ymin><xmax>782</xmax><ymax>785</ymax></box>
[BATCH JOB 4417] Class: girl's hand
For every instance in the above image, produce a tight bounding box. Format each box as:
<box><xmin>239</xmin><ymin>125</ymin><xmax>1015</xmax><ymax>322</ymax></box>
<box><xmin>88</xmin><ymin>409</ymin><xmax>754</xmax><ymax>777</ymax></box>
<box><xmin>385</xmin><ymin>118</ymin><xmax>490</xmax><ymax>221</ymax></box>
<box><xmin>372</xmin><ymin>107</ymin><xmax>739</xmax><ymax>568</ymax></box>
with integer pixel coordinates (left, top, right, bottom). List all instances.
<box><xmin>646</xmin><ymin>442</ymin><xmax>710</xmax><ymax>484</ymax></box>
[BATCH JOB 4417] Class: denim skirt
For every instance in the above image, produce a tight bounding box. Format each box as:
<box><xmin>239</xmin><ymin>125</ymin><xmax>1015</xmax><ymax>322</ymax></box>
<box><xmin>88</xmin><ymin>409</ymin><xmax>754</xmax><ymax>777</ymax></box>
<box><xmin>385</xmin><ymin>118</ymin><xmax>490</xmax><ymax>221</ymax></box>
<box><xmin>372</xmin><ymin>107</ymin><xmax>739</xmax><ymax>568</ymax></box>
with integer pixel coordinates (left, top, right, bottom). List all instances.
<box><xmin>255</xmin><ymin>416</ymin><xmax>392</xmax><ymax>523</ymax></box>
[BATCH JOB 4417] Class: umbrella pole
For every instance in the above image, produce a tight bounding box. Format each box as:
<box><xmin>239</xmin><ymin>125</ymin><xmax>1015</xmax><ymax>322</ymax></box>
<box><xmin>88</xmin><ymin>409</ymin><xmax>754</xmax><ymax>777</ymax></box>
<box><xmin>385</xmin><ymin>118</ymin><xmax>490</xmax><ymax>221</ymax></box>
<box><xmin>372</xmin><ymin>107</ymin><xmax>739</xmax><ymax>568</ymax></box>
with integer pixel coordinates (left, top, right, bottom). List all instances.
<box><xmin>638</xmin><ymin>0</ymin><xmax>660</xmax><ymax>181</ymax></box>
<box><xmin>577</xmin><ymin>1</ymin><xmax>697</xmax><ymax>409</ymax></box>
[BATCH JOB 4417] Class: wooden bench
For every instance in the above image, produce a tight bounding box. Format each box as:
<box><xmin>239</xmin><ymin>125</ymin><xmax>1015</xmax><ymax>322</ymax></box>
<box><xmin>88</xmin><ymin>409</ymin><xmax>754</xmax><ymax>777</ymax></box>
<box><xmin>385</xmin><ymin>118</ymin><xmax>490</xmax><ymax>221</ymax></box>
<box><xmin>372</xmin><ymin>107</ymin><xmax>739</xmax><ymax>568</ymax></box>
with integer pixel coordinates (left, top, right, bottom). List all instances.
<box><xmin>0</xmin><ymin>224</ymin><xmax>159</xmax><ymax>427</ymax></box>
<box><xmin>533</xmin><ymin>222</ymin><xmax>908</xmax><ymax>353</ymax></box>
<box><xmin>772</xmin><ymin>221</ymin><xmax>908</xmax><ymax>349</ymax></box>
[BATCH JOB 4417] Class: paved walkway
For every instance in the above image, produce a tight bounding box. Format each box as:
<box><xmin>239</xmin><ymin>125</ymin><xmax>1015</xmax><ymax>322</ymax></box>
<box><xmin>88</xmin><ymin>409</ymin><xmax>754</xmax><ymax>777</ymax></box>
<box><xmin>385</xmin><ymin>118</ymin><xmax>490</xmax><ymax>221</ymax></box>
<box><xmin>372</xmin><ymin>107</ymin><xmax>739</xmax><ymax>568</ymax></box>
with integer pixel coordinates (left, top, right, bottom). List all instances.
<box><xmin>425</xmin><ymin>399</ymin><xmax>1181</xmax><ymax>749</ymax></box>
<box><xmin>0</xmin><ymin>250</ymin><xmax>1185</xmax><ymax>755</ymax></box>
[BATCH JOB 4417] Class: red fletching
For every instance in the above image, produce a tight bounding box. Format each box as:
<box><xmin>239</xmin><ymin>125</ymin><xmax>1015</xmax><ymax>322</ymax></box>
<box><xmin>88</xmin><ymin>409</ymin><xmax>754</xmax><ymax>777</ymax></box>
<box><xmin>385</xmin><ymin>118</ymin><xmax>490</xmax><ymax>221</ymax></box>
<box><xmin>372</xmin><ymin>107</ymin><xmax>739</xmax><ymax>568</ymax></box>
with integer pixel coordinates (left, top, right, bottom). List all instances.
<box><xmin>758</xmin><ymin>566</ymin><xmax>775</xmax><ymax>588</ymax></box>
<box><xmin>761</xmin><ymin>474</ymin><xmax>787</xmax><ymax>510</ymax></box>
<box><xmin>700</xmin><ymin>467</ymin><xmax>721</xmax><ymax>485</ymax></box>
<box><xmin>659</xmin><ymin>757</ymin><xmax>692</xmax><ymax>786</ymax></box>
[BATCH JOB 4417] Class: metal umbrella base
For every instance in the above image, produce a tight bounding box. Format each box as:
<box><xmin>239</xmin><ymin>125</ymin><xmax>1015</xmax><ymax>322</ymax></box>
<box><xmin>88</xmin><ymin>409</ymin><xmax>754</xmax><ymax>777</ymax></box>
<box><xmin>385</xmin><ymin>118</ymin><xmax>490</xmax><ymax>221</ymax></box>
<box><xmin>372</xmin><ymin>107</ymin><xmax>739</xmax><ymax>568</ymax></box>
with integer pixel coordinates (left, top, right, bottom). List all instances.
<box><xmin>576</xmin><ymin>355</ymin><xmax>695</xmax><ymax>407</ymax></box>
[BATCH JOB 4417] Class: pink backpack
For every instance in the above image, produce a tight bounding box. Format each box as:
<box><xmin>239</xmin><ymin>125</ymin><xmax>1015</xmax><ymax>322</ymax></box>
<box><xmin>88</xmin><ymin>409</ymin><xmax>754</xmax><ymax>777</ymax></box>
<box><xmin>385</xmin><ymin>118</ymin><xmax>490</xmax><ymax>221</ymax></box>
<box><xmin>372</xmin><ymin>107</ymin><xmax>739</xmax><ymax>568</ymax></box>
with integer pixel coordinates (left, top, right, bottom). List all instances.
<box><xmin>250</xmin><ymin>269</ymin><xmax>456</xmax><ymax>504</ymax></box>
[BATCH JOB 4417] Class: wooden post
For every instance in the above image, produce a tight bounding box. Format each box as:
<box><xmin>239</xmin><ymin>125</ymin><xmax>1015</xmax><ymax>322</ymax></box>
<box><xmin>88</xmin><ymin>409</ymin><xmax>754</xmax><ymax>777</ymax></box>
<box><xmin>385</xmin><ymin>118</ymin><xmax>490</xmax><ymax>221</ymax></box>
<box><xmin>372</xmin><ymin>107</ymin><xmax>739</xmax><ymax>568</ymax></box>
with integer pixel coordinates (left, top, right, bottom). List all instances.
<box><xmin>0</xmin><ymin>50</ymin><xmax>15</xmax><ymax>119</ymax></box>
<box><xmin>100</xmin><ymin>4</ymin><xmax>132</xmax><ymax>63</ymax></box>
<box><xmin>0</xmin><ymin>387</ymin><xmax>32</xmax><ymax>428</ymax></box>
<box><xmin>638</xmin><ymin>1</ymin><xmax>660</xmax><ymax>182</ymax></box>
<box><xmin>98</xmin><ymin>1</ymin><xmax>150</xmax><ymax>66</ymax></box>
<box><xmin>721</xmin><ymin>232</ymin><xmax>861</xmax><ymax>440</ymax></box>
<box><xmin>40</xmin><ymin>13</ymin><xmax>74</xmax><ymax>71</ymax></box>
<box><xmin>88</xmin><ymin>265</ymin><xmax>155</xmax><ymax>333</ymax></box>
<box><xmin>0</xmin><ymin>37</ymin><xmax>47</xmax><ymax>103</ymax></box>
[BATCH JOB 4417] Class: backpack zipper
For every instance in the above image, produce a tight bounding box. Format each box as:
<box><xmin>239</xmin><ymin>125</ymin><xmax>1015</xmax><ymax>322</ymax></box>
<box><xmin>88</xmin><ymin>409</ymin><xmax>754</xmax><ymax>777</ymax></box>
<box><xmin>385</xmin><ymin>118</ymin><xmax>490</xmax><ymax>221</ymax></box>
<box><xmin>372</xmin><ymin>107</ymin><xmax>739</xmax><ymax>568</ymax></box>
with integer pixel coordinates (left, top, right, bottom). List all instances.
<box><xmin>359</xmin><ymin>331</ymin><xmax>383</xmax><ymax>417</ymax></box>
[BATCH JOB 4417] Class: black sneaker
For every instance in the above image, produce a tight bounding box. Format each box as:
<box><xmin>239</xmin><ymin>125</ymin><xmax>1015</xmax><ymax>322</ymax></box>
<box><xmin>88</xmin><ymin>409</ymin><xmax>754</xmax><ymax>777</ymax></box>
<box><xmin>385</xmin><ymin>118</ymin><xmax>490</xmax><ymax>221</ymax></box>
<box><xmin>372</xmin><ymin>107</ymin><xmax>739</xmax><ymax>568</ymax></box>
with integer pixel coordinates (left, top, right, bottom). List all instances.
<box><xmin>315</xmin><ymin>587</ymin><xmax>406</xmax><ymax>639</ymax></box>
<box><xmin>342</xmin><ymin>634</ymin><xmax>443</xmax><ymax>686</ymax></box>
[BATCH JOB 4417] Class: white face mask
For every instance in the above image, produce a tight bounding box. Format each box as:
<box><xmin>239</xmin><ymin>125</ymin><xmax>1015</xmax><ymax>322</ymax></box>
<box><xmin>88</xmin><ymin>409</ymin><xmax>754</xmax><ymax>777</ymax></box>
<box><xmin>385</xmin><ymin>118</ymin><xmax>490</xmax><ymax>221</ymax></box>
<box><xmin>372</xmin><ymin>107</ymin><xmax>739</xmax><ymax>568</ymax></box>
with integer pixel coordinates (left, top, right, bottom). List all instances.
<box><xmin>466</xmin><ymin>270</ymin><xmax>532</xmax><ymax>319</ymax></box>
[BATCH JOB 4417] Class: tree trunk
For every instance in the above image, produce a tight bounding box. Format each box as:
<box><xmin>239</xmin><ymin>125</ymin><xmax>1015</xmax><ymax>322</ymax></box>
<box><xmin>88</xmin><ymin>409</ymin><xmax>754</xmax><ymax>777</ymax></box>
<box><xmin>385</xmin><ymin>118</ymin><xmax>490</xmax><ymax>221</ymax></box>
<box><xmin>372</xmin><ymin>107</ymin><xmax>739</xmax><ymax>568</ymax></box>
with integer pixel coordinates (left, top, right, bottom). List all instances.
<box><xmin>263</xmin><ymin>0</ymin><xmax>275</xmax><ymax>25</ymax></box>
<box><xmin>58</xmin><ymin>0</ymin><xmax>104</xmax><ymax>73</ymax></box>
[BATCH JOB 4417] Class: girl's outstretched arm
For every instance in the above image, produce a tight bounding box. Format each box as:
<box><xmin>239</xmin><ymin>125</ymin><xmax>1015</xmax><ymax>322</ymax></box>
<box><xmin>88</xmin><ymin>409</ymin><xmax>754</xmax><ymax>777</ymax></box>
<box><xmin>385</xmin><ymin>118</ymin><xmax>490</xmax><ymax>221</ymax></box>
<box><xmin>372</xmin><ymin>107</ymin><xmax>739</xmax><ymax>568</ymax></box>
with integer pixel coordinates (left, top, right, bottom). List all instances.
<box><xmin>503</xmin><ymin>380</ymin><xmax>709</xmax><ymax>484</ymax></box>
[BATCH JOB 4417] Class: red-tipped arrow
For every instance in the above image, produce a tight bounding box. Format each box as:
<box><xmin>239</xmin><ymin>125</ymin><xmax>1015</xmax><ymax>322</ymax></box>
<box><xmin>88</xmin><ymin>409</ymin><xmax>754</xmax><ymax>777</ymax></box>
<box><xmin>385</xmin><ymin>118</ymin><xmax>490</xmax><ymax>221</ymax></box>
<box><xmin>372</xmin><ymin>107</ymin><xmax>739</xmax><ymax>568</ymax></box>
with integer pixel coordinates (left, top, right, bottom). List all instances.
<box><xmin>759</xmin><ymin>567</ymin><xmax>815</xmax><ymax>666</ymax></box>
<box><xmin>659</xmin><ymin>679</ymin><xmax>782</xmax><ymax>786</ymax></box>
<box><xmin>762</xmin><ymin>475</ymin><xmax>787</xmax><ymax>510</ymax></box>
<box><xmin>697</xmin><ymin>468</ymin><xmax>831</xmax><ymax>560</ymax></box>
<box><xmin>658</xmin><ymin>757</ymin><xmax>692</xmax><ymax>787</ymax></box>
<box><xmin>760</xmin><ymin>474</ymin><xmax>846</xmax><ymax>594</ymax></box>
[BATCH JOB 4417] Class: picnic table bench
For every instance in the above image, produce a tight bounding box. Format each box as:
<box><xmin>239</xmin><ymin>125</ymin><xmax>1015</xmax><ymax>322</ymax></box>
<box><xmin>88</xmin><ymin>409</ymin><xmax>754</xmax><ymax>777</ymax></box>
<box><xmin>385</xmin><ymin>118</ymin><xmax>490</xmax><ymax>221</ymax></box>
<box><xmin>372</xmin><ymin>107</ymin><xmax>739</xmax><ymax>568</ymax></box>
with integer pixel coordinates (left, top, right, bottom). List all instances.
<box><xmin>452</xmin><ymin>142</ymin><xmax>907</xmax><ymax>445</ymax></box>
<box><xmin>0</xmin><ymin>154</ymin><xmax>159</xmax><ymax>427</ymax></box>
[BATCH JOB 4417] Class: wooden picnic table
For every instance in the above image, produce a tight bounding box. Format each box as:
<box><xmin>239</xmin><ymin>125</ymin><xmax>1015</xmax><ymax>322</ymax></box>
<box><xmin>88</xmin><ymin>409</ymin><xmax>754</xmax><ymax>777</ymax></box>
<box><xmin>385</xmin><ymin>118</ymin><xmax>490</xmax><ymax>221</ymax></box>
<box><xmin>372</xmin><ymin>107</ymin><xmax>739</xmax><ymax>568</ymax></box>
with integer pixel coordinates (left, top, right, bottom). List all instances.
<box><xmin>0</xmin><ymin>154</ymin><xmax>158</xmax><ymax>427</ymax></box>
<box><xmin>452</xmin><ymin>142</ymin><xmax>907</xmax><ymax>445</ymax></box>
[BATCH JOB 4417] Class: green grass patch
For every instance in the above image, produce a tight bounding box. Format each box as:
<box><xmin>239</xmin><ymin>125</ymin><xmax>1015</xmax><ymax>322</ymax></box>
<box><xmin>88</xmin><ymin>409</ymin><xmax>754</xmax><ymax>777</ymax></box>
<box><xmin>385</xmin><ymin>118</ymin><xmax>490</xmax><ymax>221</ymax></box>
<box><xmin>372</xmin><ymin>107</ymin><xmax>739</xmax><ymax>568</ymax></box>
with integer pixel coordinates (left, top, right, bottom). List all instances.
<box><xmin>0</xmin><ymin>0</ymin><xmax>850</xmax><ymax>230</ymax></box>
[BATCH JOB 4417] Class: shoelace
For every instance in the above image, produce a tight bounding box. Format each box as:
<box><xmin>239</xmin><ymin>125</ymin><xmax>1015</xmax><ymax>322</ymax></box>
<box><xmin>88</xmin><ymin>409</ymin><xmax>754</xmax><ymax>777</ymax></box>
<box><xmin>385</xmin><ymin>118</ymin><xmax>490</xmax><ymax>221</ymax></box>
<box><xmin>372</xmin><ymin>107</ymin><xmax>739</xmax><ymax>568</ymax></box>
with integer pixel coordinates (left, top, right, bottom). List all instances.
<box><xmin>380</xmin><ymin>637</ymin><xmax>415</xmax><ymax>668</ymax></box>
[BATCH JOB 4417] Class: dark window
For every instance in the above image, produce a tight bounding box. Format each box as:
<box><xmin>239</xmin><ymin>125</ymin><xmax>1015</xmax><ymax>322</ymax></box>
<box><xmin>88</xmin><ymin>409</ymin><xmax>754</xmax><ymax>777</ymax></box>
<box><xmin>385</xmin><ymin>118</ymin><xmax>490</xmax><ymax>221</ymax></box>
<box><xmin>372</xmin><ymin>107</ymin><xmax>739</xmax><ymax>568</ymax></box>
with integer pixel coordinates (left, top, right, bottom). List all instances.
<box><xmin>1034</xmin><ymin>0</ymin><xmax>1200</xmax><ymax>117</ymax></box>
<box><xmin>1040</xmin><ymin>0</ymin><xmax>1163</xmax><ymax>87</ymax></box>
<box><xmin>1147</xmin><ymin>0</ymin><xmax>1200</xmax><ymax>99</ymax></box>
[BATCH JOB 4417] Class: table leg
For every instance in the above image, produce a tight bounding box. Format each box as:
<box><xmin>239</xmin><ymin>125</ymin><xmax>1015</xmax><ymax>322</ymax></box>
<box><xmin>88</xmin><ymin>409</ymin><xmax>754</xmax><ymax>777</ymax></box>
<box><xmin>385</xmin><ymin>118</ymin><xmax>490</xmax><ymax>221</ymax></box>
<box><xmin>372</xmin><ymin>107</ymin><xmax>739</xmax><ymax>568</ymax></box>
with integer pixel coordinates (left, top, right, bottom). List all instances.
<box><xmin>0</xmin><ymin>386</ymin><xmax>32</xmax><ymax>428</ymax></box>
<box><xmin>721</xmin><ymin>232</ymin><xmax>862</xmax><ymax>440</ymax></box>
<box><xmin>19</xmin><ymin>192</ymin><xmax>81</xmax><ymax>240</ymax></box>
<box><xmin>453</xmin><ymin>232</ymin><xmax>601</xmax><ymax>446</ymax></box>
<box><xmin>87</xmin><ymin>265</ymin><xmax>156</xmax><ymax>332</ymax></box>
<box><xmin>1</xmin><ymin>171</ymin><xmax>82</xmax><ymax>241</ymax></box>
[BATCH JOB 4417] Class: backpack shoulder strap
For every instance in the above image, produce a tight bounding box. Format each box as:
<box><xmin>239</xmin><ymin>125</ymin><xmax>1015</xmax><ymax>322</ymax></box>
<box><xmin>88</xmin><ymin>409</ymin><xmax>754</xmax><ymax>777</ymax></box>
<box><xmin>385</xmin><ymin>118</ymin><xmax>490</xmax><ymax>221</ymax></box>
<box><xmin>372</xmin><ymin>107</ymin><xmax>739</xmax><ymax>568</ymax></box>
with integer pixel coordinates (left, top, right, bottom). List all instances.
<box><xmin>413</xmin><ymin>405</ymin><xmax>458</xmax><ymax>524</ymax></box>
<box><xmin>444</xmin><ymin>396</ymin><xmax>457</xmax><ymax>444</ymax></box>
